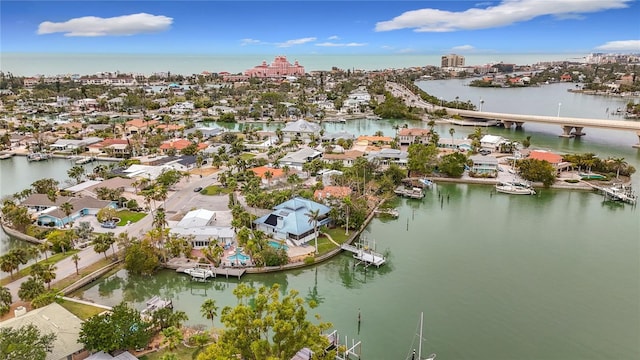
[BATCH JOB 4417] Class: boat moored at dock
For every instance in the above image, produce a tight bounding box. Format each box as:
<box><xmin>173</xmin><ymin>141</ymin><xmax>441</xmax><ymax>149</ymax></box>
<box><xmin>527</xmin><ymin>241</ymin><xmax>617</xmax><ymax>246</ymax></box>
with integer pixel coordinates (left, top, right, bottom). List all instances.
<box><xmin>495</xmin><ymin>181</ymin><xmax>536</xmax><ymax>195</ymax></box>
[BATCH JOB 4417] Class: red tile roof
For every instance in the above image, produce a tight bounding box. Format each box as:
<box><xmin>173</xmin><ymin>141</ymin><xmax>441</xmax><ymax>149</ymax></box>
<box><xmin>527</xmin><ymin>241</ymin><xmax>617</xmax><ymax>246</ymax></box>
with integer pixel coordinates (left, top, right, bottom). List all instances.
<box><xmin>529</xmin><ymin>150</ymin><xmax>563</xmax><ymax>164</ymax></box>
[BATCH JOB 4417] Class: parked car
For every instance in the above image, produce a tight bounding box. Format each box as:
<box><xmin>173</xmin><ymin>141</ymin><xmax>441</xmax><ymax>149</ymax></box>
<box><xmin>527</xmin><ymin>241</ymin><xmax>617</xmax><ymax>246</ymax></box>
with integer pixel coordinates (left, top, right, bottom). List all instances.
<box><xmin>194</xmin><ymin>186</ymin><xmax>203</xmax><ymax>192</ymax></box>
<box><xmin>101</xmin><ymin>221</ymin><xmax>117</xmax><ymax>229</ymax></box>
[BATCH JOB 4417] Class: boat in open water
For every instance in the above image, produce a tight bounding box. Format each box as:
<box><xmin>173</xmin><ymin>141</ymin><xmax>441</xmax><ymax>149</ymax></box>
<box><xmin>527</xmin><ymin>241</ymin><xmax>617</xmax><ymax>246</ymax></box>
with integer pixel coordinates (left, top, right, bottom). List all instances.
<box><xmin>495</xmin><ymin>181</ymin><xmax>536</xmax><ymax>195</ymax></box>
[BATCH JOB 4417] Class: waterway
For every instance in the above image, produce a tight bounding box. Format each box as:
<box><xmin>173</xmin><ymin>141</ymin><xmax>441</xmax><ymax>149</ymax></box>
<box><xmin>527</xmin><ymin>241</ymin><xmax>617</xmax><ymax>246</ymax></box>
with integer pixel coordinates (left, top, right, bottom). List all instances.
<box><xmin>1</xmin><ymin>81</ymin><xmax>639</xmax><ymax>359</ymax></box>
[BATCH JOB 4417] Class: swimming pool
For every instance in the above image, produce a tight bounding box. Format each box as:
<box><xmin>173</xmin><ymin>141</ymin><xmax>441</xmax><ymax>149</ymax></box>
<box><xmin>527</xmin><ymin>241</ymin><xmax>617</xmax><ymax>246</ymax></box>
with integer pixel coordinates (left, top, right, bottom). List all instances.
<box><xmin>268</xmin><ymin>240</ymin><xmax>288</xmax><ymax>251</ymax></box>
<box><xmin>227</xmin><ymin>253</ymin><xmax>250</xmax><ymax>262</ymax></box>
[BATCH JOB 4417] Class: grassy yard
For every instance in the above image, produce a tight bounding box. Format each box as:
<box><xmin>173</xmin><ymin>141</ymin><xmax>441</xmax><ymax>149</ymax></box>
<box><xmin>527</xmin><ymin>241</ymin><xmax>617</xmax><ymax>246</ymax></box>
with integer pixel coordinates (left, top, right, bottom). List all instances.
<box><xmin>201</xmin><ymin>185</ymin><xmax>234</xmax><ymax>196</ymax></box>
<box><xmin>59</xmin><ymin>299</ymin><xmax>106</xmax><ymax>320</ymax></box>
<box><xmin>116</xmin><ymin>210</ymin><xmax>147</xmax><ymax>226</ymax></box>
<box><xmin>321</xmin><ymin>226</ymin><xmax>350</xmax><ymax>245</ymax></box>
<box><xmin>316</xmin><ymin>236</ymin><xmax>337</xmax><ymax>255</ymax></box>
<box><xmin>0</xmin><ymin>250</ymin><xmax>79</xmax><ymax>286</ymax></box>
<box><xmin>239</xmin><ymin>152</ymin><xmax>256</xmax><ymax>161</ymax></box>
<box><xmin>139</xmin><ymin>344</ymin><xmax>200</xmax><ymax>360</ymax></box>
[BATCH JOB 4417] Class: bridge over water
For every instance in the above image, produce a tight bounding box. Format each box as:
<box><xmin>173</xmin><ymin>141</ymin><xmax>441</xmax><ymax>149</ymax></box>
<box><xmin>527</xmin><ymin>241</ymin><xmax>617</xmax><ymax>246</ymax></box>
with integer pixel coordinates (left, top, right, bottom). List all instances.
<box><xmin>448</xmin><ymin>108</ymin><xmax>640</xmax><ymax>147</ymax></box>
<box><xmin>386</xmin><ymin>81</ymin><xmax>640</xmax><ymax>148</ymax></box>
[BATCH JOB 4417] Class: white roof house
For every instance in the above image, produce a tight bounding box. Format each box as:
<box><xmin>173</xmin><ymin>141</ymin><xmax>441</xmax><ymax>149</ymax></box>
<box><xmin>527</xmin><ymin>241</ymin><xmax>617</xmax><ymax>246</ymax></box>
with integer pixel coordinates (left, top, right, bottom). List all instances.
<box><xmin>170</xmin><ymin>208</ymin><xmax>234</xmax><ymax>248</ymax></box>
<box><xmin>278</xmin><ymin>147</ymin><xmax>322</xmax><ymax>170</ymax></box>
<box><xmin>0</xmin><ymin>303</ymin><xmax>85</xmax><ymax>360</ymax></box>
<box><xmin>480</xmin><ymin>134</ymin><xmax>504</xmax><ymax>150</ymax></box>
<box><xmin>281</xmin><ymin>119</ymin><xmax>321</xmax><ymax>139</ymax></box>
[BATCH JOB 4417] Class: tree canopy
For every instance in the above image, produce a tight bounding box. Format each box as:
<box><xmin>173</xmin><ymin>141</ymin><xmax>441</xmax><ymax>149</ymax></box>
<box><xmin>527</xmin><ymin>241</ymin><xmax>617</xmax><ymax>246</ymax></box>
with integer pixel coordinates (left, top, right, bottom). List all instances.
<box><xmin>78</xmin><ymin>302</ymin><xmax>153</xmax><ymax>354</ymax></box>
<box><xmin>197</xmin><ymin>283</ymin><xmax>334</xmax><ymax>360</ymax></box>
<box><xmin>0</xmin><ymin>324</ymin><xmax>56</xmax><ymax>360</ymax></box>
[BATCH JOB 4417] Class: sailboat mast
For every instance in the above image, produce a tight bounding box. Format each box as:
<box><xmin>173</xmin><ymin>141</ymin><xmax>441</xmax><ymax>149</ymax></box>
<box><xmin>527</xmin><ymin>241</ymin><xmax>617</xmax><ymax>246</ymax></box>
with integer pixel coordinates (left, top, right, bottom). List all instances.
<box><xmin>418</xmin><ymin>312</ymin><xmax>423</xmax><ymax>359</ymax></box>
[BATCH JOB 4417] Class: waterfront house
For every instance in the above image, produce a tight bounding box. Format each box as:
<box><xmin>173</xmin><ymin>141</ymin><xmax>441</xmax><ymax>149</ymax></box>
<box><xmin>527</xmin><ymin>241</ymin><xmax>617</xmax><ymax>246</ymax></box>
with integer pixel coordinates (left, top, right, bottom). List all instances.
<box><xmin>365</xmin><ymin>148</ymin><xmax>408</xmax><ymax>169</ymax></box>
<box><xmin>321</xmin><ymin>130</ymin><xmax>355</xmax><ymax>143</ymax></box>
<box><xmin>281</xmin><ymin>119</ymin><xmax>321</xmax><ymax>140</ymax></box>
<box><xmin>87</xmin><ymin>138</ymin><xmax>131</xmax><ymax>158</ymax></box>
<box><xmin>398</xmin><ymin>128</ymin><xmax>431</xmax><ymax>145</ymax></box>
<box><xmin>184</xmin><ymin>126</ymin><xmax>225</xmax><ymax>139</ymax></box>
<box><xmin>278</xmin><ymin>147</ymin><xmax>322</xmax><ymax>170</ymax></box>
<box><xmin>49</xmin><ymin>137</ymin><xmax>103</xmax><ymax>153</ymax></box>
<box><xmin>528</xmin><ymin>150</ymin><xmax>571</xmax><ymax>172</ymax></box>
<box><xmin>170</xmin><ymin>208</ymin><xmax>235</xmax><ymax>248</ymax></box>
<box><xmin>469</xmin><ymin>154</ymin><xmax>499</xmax><ymax>176</ymax></box>
<box><xmin>21</xmin><ymin>193</ymin><xmax>117</xmax><ymax>227</ymax></box>
<box><xmin>480</xmin><ymin>134</ymin><xmax>505</xmax><ymax>151</ymax></box>
<box><xmin>254</xmin><ymin>197</ymin><xmax>331</xmax><ymax>246</ymax></box>
<box><xmin>356</xmin><ymin>135</ymin><xmax>393</xmax><ymax>147</ymax></box>
<box><xmin>0</xmin><ymin>303</ymin><xmax>86</xmax><ymax>360</ymax></box>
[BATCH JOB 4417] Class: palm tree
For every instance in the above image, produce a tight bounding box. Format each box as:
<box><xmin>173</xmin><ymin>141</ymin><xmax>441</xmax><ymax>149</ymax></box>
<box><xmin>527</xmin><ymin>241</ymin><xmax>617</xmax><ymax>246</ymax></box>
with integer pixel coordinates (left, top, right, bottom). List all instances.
<box><xmin>200</xmin><ymin>299</ymin><xmax>218</xmax><ymax>329</ymax></box>
<box><xmin>72</xmin><ymin>253</ymin><xmax>80</xmax><ymax>275</ymax></box>
<box><xmin>39</xmin><ymin>239</ymin><xmax>52</xmax><ymax>262</ymax></box>
<box><xmin>60</xmin><ymin>202</ymin><xmax>74</xmax><ymax>227</ymax></box>
<box><xmin>161</xmin><ymin>326</ymin><xmax>183</xmax><ymax>352</ymax></box>
<box><xmin>449</xmin><ymin>128</ymin><xmax>455</xmax><ymax>148</ymax></box>
<box><xmin>40</xmin><ymin>264</ymin><xmax>57</xmax><ymax>290</ymax></box>
<box><xmin>342</xmin><ymin>196</ymin><xmax>352</xmax><ymax>236</ymax></box>
<box><xmin>264</xmin><ymin>170</ymin><xmax>273</xmax><ymax>188</ymax></box>
<box><xmin>609</xmin><ymin>157</ymin><xmax>627</xmax><ymax>179</ymax></box>
<box><xmin>67</xmin><ymin>165</ymin><xmax>85</xmax><ymax>184</ymax></box>
<box><xmin>305</xmin><ymin>208</ymin><xmax>321</xmax><ymax>254</ymax></box>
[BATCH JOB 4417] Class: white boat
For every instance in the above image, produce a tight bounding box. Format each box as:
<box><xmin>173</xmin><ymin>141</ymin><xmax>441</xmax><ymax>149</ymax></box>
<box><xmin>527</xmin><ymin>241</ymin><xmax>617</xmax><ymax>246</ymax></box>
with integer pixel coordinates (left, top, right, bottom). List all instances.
<box><xmin>495</xmin><ymin>181</ymin><xmax>536</xmax><ymax>195</ymax></box>
<box><xmin>407</xmin><ymin>312</ymin><xmax>436</xmax><ymax>360</ymax></box>
<box><xmin>418</xmin><ymin>178</ymin><xmax>434</xmax><ymax>188</ymax></box>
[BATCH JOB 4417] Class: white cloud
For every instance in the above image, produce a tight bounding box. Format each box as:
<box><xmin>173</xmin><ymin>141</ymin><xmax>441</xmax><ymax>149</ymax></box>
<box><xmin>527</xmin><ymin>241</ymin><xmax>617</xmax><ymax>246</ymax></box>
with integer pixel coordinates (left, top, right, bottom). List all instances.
<box><xmin>316</xmin><ymin>42</ymin><xmax>367</xmax><ymax>47</ymax></box>
<box><xmin>240</xmin><ymin>38</ymin><xmax>262</xmax><ymax>46</ymax></box>
<box><xmin>328</xmin><ymin>35</ymin><xmax>339</xmax><ymax>40</ymax></box>
<box><xmin>276</xmin><ymin>37</ymin><xmax>317</xmax><ymax>48</ymax></box>
<box><xmin>595</xmin><ymin>40</ymin><xmax>640</xmax><ymax>51</ymax></box>
<box><xmin>375</xmin><ymin>0</ymin><xmax>630</xmax><ymax>32</ymax></box>
<box><xmin>38</xmin><ymin>13</ymin><xmax>172</xmax><ymax>37</ymax></box>
<box><xmin>451</xmin><ymin>45</ymin><xmax>475</xmax><ymax>51</ymax></box>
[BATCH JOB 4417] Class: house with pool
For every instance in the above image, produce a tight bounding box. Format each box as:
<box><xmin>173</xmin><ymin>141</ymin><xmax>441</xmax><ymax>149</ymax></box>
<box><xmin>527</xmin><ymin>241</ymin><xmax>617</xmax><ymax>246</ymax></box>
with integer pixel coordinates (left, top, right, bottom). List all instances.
<box><xmin>254</xmin><ymin>197</ymin><xmax>331</xmax><ymax>247</ymax></box>
<box><xmin>21</xmin><ymin>194</ymin><xmax>118</xmax><ymax>227</ymax></box>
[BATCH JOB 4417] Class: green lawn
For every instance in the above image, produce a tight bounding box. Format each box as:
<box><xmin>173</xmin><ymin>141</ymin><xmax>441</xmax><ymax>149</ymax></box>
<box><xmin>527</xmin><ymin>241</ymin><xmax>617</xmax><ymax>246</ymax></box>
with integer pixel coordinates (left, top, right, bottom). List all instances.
<box><xmin>59</xmin><ymin>299</ymin><xmax>106</xmax><ymax>320</ymax></box>
<box><xmin>321</xmin><ymin>226</ymin><xmax>349</xmax><ymax>245</ymax></box>
<box><xmin>316</xmin><ymin>236</ymin><xmax>338</xmax><ymax>255</ymax></box>
<box><xmin>139</xmin><ymin>344</ymin><xmax>200</xmax><ymax>360</ymax></box>
<box><xmin>239</xmin><ymin>152</ymin><xmax>256</xmax><ymax>161</ymax></box>
<box><xmin>116</xmin><ymin>210</ymin><xmax>147</xmax><ymax>226</ymax></box>
<box><xmin>201</xmin><ymin>185</ymin><xmax>234</xmax><ymax>196</ymax></box>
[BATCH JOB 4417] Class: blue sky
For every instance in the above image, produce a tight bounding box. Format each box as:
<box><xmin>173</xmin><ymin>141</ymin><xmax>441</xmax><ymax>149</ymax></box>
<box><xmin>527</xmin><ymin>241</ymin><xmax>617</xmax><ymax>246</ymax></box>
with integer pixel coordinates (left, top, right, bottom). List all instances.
<box><xmin>2</xmin><ymin>0</ymin><xmax>639</xmax><ymax>55</ymax></box>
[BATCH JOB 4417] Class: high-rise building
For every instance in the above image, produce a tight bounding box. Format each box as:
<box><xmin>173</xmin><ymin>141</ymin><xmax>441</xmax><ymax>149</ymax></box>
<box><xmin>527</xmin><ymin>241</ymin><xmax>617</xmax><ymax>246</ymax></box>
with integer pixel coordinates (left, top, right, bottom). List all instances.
<box><xmin>441</xmin><ymin>54</ymin><xmax>465</xmax><ymax>68</ymax></box>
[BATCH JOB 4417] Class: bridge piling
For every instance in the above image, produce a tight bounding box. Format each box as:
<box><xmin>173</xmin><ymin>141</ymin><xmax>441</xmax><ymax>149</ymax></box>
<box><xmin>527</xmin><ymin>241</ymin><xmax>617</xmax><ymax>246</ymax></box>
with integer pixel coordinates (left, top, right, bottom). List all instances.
<box><xmin>573</xmin><ymin>127</ymin><xmax>586</xmax><ymax>137</ymax></box>
<box><xmin>560</xmin><ymin>126</ymin><xmax>575</xmax><ymax>138</ymax></box>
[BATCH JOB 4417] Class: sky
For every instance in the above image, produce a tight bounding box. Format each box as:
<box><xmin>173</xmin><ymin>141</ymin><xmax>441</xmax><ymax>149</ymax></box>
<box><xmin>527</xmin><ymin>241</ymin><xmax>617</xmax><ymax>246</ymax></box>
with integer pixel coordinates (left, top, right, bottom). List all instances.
<box><xmin>1</xmin><ymin>0</ymin><xmax>639</xmax><ymax>56</ymax></box>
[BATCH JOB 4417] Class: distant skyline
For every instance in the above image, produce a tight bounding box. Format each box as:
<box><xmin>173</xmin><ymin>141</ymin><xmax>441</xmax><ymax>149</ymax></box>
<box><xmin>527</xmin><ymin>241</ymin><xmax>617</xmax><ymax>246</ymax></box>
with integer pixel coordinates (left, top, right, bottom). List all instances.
<box><xmin>2</xmin><ymin>0</ymin><xmax>639</xmax><ymax>56</ymax></box>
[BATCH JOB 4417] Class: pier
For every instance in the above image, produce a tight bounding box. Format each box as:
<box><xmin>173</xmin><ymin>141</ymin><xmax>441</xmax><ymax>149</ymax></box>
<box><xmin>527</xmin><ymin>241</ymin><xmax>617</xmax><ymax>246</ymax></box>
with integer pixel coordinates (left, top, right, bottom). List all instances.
<box><xmin>582</xmin><ymin>181</ymin><xmax>637</xmax><ymax>205</ymax></box>
<box><xmin>341</xmin><ymin>243</ymin><xmax>386</xmax><ymax>268</ymax></box>
<box><xmin>394</xmin><ymin>185</ymin><xmax>425</xmax><ymax>199</ymax></box>
<box><xmin>176</xmin><ymin>265</ymin><xmax>246</xmax><ymax>280</ymax></box>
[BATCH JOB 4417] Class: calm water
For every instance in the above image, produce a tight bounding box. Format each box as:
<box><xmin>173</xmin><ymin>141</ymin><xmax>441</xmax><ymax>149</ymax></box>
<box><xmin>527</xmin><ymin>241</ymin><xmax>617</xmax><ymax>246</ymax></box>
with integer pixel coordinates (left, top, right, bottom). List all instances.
<box><xmin>2</xmin><ymin>81</ymin><xmax>640</xmax><ymax>359</ymax></box>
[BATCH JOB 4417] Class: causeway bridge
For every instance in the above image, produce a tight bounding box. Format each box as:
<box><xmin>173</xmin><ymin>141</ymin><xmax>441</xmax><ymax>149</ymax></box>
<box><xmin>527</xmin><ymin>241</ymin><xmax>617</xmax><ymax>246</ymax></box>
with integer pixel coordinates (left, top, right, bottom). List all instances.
<box><xmin>447</xmin><ymin>108</ymin><xmax>640</xmax><ymax>147</ymax></box>
<box><xmin>385</xmin><ymin>81</ymin><xmax>640</xmax><ymax>148</ymax></box>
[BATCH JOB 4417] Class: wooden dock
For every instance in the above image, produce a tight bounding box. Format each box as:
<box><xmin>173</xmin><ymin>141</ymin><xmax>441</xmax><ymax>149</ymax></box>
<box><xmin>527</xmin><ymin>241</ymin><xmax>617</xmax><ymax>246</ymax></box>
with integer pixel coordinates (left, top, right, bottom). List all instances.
<box><xmin>176</xmin><ymin>265</ymin><xmax>246</xmax><ymax>280</ymax></box>
<box><xmin>341</xmin><ymin>243</ymin><xmax>386</xmax><ymax>268</ymax></box>
<box><xmin>582</xmin><ymin>181</ymin><xmax>637</xmax><ymax>205</ymax></box>
<box><xmin>394</xmin><ymin>186</ymin><xmax>424</xmax><ymax>199</ymax></box>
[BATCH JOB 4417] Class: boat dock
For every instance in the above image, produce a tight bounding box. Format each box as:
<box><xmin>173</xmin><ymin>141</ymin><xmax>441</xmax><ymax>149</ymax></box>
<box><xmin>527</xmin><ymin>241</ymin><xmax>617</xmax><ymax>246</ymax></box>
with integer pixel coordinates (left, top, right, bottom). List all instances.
<box><xmin>341</xmin><ymin>243</ymin><xmax>386</xmax><ymax>268</ymax></box>
<box><xmin>394</xmin><ymin>186</ymin><xmax>425</xmax><ymax>199</ymax></box>
<box><xmin>0</xmin><ymin>153</ymin><xmax>14</xmax><ymax>160</ymax></box>
<box><xmin>140</xmin><ymin>296</ymin><xmax>173</xmax><ymax>317</ymax></box>
<box><xmin>176</xmin><ymin>265</ymin><xmax>246</xmax><ymax>280</ymax></box>
<box><xmin>373</xmin><ymin>208</ymin><xmax>399</xmax><ymax>218</ymax></box>
<box><xmin>75</xmin><ymin>156</ymin><xmax>97</xmax><ymax>165</ymax></box>
<box><xmin>583</xmin><ymin>181</ymin><xmax>637</xmax><ymax>204</ymax></box>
